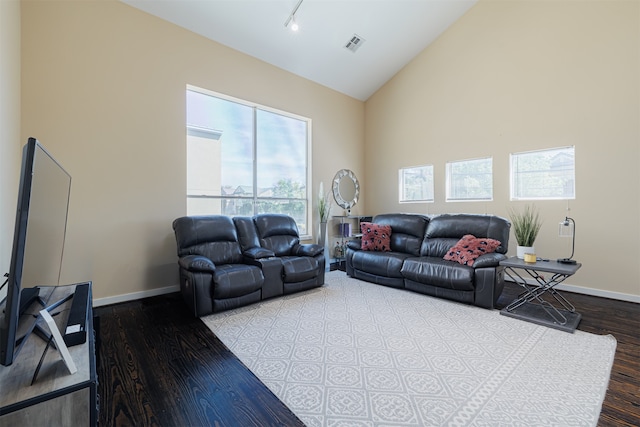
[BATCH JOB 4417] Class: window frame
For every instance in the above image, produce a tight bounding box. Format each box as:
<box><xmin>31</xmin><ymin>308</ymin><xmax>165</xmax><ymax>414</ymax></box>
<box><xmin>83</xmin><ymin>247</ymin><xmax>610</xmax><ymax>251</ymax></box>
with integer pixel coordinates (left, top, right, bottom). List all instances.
<box><xmin>445</xmin><ymin>156</ymin><xmax>494</xmax><ymax>202</ymax></box>
<box><xmin>510</xmin><ymin>146</ymin><xmax>576</xmax><ymax>201</ymax></box>
<box><xmin>186</xmin><ymin>85</ymin><xmax>313</xmax><ymax>238</ymax></box>
<box><xmin>398</xmin><ymin>164</ymin><xmax>434</xmax><ymax>203</ymax></box>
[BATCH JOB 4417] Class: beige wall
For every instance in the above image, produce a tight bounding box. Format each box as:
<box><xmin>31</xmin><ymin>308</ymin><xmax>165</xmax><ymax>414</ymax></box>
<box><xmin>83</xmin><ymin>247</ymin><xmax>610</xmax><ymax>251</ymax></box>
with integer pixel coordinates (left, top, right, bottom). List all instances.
<box><xmin>10</xmin><ymin>0</ymin><xmax>639</xmax><ymax>303</ymax></box>
<box><xmin>18</xmin><ymin>0</ymin><xmax>364</xmax><ymax>301</ymax></box>
<box><xmin>365</xmin><ymin>0</ymin><xmax>640</xmax><ymax>299</ymax></box>
<box><xmin>0</xmin><ymin>0</ymin><xmax>21</xmax><ymax>301</ymax></box>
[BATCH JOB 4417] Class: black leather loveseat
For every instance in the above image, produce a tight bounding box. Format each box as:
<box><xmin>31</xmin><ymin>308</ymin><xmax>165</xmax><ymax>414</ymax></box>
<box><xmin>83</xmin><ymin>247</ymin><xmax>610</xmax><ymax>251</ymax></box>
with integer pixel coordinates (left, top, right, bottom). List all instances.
<box><xmin>173</xmin><ymin>214</ymin><xmax>325</xmax><ymax>316</ymax></box>
<box><xmin>345</xmin><ymin>213</ymin><xmax>510</xmax><ymax>309</ymax></box>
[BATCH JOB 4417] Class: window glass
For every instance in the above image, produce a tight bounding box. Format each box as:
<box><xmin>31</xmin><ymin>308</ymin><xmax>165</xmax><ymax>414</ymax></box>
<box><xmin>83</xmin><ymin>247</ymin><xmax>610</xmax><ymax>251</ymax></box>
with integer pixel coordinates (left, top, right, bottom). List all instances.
<box><xmin>510</xmin><ymin>146</ymin><xmax>575</xmax><ymax>200</ymax></box>
<box><xmin>186</xmin><ymin>87</ymin><xmax>310</xmax><ymax>234</ymax></box>
<box><xmin>446</xmin><ymin>157</ymin><xmax>493</xmax><ymax>201</ymax></box>
<box><xmin>399</xmin><ymin>165</ymin><xmax>434</xmax><ymax>203</ymax></box>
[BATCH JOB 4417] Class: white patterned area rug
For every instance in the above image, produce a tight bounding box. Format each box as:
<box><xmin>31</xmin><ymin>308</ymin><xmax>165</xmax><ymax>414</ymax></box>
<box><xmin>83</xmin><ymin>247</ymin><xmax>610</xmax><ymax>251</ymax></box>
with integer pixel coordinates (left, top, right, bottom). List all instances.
<box><xmin>202</xmin><ymin>271</ymin><xmax>617</xmax><ymax>426</ymax></box>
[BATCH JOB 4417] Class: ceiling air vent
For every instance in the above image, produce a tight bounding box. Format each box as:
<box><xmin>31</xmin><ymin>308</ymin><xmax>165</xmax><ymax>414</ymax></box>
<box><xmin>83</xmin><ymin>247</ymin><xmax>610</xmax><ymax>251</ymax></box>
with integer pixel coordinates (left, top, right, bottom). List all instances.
<box><xmin>344</xmin><ymin>34</ymin><xmax>365</xmax><ymax>53</ymax></box>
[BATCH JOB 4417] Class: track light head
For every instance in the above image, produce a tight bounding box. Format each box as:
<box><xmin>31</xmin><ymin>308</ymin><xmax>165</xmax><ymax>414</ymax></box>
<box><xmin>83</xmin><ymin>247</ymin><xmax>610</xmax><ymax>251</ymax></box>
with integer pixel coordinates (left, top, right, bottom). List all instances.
<box><xmin>284</xmin><ymin>0</ymin><xmax>303</xmax><ymax>31</ymax></box>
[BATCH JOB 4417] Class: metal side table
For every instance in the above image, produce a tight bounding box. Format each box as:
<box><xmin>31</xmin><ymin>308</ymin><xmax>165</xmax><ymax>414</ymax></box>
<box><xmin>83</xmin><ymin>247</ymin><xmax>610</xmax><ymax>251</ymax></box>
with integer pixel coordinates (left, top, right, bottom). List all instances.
<box><xmin>499</xmin><ymin>257</ymin><xmax>582</xmax><ymax>332</ymax></box>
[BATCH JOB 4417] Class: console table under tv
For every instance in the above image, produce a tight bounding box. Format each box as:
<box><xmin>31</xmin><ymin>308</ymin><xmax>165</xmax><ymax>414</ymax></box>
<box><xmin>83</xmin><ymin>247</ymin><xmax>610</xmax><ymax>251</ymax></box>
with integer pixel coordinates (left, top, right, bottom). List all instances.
<box><xmin>0</xmin><ymin>283</ymin><xmax>97</xmax><ymax>426</ymax></box>
<box><xmin>499</xmin><ymin>257</ymin><xmax>582</xmax><ymax>333</ymax></box>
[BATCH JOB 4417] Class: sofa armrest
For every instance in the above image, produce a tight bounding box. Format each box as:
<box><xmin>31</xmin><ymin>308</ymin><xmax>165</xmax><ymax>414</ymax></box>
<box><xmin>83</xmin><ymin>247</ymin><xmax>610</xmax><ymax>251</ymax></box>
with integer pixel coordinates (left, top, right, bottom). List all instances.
<box><xmin>178</xmin><ymin>255</ymin><xmax>216</xmax><ymax>273</ymax></box>
<box><xmin>346</xmin><ymin>238</ymin><xmax>361</xmax><ymax>251</ymax></box>
<box><xmin>244</xmin><ymin>247</ymin><xmax>276</xmax><ymax>259</ymax></box>
<box><xmin>473</xmin><ymin>252</ymin><xmax>507</xmax><ymax>269</ymax></box>
<box><xmin>293</xmin><ymin>243</ymin><xmax>324</xmax><ymax>257</ymax></box>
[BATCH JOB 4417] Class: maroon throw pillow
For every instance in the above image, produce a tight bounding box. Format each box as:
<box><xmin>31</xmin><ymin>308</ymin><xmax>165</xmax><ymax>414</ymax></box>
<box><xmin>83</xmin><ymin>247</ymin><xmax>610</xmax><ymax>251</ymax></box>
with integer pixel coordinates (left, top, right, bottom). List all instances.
<box><xmin>360</xmin><ymin>222</ymin><xmax>392</xmax><ymax>252</ymax></box>
<box><xmin>443</xmin><ymin>234</ymin><xmax>501</xmax><ymax>266</ymax></box>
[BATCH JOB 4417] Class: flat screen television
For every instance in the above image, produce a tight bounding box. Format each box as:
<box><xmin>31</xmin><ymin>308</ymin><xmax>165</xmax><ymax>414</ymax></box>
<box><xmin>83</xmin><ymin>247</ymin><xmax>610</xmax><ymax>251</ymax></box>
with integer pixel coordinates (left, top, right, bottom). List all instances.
<box><xmin>0</xmin><ymin>137</ymin><xmax>71</xmax><ymax>366</ymax></box>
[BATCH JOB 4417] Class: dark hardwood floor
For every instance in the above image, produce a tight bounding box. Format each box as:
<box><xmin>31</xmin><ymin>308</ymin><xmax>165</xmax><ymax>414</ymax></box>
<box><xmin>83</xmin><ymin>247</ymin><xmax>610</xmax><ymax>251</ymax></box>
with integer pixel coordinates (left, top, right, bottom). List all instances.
<box><xmin>95</xmin><ymin>281</ymin><xmax>640</xmax><ymax>427</ymax></box>
<box><xmin>94</xmin><ymin>295</ymin><xmax>304</xmax><ymax>426</ymax></box>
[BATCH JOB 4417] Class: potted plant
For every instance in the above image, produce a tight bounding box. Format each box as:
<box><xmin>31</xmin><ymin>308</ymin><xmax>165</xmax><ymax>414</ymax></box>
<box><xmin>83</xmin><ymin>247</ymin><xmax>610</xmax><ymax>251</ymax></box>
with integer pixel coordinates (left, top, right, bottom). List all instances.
<box><xmin>509</xmin><ymin>204</ymin><xmax>543</xmax><ymax>259</ymax></box>
<box><xmin>317</xmin><ymin>182</ymin><xmax>331</xmax><ymax>246</ymax></box>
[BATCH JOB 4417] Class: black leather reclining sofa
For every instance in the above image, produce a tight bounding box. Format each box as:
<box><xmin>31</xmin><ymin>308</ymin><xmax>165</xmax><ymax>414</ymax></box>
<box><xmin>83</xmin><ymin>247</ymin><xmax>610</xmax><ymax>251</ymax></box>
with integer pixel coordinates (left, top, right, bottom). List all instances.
<box><xmin>172</xmin><ymin>214</ymin><xmax>325</xmax><ymax>316</ymax></box>
<box><xmin>345</xmin><ymin>213</ymin><xmax>511</xmax><ymax>309</ymax></box>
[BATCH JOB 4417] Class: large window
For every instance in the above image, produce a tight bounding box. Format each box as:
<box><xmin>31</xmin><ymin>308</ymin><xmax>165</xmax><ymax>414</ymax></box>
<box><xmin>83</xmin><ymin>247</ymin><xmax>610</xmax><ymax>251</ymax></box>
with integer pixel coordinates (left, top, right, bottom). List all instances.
<box><xmin>186</xmin><ymin>86</ymin><xmax>311</xmax><ymax>234</ymax></box>
<box><xmin>510</xmin><ymin>146</ymin><xmax>575</xmax><ymax>200</ymax></box>
<box><xmin>399</xmin><ymin>165</ymin><xmax>434</xmax><ymax>203</ymax></box>
<box><xmin>446</xmin><ymin>157</ymin><xmax>493</xmax><ymax>201</ymax></box>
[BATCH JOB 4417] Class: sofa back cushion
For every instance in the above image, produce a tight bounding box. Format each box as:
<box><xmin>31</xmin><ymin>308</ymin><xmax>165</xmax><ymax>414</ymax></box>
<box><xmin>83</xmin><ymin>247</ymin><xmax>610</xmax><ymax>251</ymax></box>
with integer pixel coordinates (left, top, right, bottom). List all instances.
<box><xmin>421</xmin><ymin>214</ymin><xmax>510</xmax><ymax>257</ymax></box>
<box><xmin>372</xmin><ymin>213</ymin><xmax>429</xmax><ymax>256</ymax></box>
<box><xmin>253</xmin><ymin>214</ymin><xmax>300</xmax><ymax>256</ymax></box>
<box><xmin>173</xmin><ymin>215</ymin><xmax>243</xmax><ymax>264</ymax></box>
<box><xmin>233</xmin><ymin>216</ymin><xmax>261</xmax><ymax>251</ymax></box>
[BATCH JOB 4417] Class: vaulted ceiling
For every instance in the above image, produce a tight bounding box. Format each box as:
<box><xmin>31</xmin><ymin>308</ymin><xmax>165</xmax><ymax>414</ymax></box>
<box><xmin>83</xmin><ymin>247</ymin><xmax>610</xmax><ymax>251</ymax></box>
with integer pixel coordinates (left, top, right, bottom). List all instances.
<box><xmin>122</xmin><ymin>0</ymin><xmax>477</xmax><ymax>101</ymax></box>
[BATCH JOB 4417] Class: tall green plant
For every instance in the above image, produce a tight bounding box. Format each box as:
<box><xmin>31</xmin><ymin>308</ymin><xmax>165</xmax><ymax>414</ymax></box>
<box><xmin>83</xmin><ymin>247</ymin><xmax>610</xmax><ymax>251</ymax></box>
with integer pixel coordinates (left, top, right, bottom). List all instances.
<box><xmin>509</xmin><ymin>205</ymin><xmax>543</xmax><ymax>247</ymax></box>
<box><xmin>318</xmin><ymin>182</ymin><xmax>331</xmax><ymax>223</ymax></box>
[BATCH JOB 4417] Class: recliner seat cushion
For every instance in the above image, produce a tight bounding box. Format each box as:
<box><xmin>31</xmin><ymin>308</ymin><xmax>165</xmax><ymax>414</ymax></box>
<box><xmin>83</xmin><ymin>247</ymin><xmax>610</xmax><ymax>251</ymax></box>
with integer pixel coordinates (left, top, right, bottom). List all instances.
<box><xmin>351</xmin><ymin>250</ymin><xmax>409</xmax><ymax>278</ymax></box>
<box><xmin>213</xmin><ymin>264</ymin><xmax>264</xmax><ymax>299</ymax></box>
<box><xmin>401</xmin><ymin>257</ymin><xmax>474</xmax><ymax>291</ymax></box>
<box><xmin>281</xmin><ymin>256</ymin><xmax>319</xmax><ymax>282</ymax></box>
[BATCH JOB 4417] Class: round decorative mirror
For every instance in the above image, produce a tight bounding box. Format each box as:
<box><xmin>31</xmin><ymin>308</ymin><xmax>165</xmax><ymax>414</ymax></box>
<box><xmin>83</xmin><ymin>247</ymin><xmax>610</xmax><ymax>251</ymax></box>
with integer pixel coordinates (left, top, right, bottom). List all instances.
<box><xmin>332</xmin><ymin>169</ymin><xmax>360</xmax><ymax>211</ymax></box>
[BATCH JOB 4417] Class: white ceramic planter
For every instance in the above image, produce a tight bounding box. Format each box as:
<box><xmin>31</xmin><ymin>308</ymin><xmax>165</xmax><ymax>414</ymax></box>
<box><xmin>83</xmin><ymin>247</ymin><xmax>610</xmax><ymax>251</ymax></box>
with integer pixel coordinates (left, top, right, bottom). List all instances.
<box><xmin>516</xmin><ymin>245</ymin><xmax>534</xmax><ymax>259</ymax></box>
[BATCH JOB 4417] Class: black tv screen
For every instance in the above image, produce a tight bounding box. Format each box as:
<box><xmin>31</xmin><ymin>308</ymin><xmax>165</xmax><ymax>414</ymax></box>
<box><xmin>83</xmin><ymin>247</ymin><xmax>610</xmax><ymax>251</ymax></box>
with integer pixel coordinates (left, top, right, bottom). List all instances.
<box><xmin>0</xmin><ymin>138</ymin><xmax>71</xmax><ymax>366</ymax></box>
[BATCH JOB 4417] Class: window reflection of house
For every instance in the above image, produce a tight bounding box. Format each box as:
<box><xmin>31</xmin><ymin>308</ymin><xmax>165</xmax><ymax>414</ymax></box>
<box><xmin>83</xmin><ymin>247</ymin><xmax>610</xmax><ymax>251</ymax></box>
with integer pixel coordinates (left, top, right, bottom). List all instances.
<box><xmin>221</xmin><ymin>185</ymin><xmax>277</xmax><ymax>216</ymax></box>
<box><xmin>550</xmin><ymin>150</ymin><xmax>575</xmax><ymax>198</ymax></box>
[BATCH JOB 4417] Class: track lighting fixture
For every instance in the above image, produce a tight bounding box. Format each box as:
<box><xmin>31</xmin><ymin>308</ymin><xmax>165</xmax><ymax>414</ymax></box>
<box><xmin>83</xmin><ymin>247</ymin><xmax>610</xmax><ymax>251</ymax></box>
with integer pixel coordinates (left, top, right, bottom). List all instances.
<box><xmin>284</xmin><ymin>0</ymin><xmax>303</xmax><ymax>31</ymax></box>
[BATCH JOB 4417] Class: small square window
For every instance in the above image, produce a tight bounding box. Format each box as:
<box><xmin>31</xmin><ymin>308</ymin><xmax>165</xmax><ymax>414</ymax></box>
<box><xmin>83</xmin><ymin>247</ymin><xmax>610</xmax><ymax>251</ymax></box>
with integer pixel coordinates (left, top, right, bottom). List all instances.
<box><xmin>510</xmin><ymin>146</ymin><xmax>575</xmax><ymax>200</ymax></box>
<box><xmin>446</xmin><ymin>157</ymin><xmax>493</xmax><ymax>202</ymax></box>
<box><xmin>399</xmin><ymin>165</ymin><xmax>434</xmax><ymax>203</ymax></box>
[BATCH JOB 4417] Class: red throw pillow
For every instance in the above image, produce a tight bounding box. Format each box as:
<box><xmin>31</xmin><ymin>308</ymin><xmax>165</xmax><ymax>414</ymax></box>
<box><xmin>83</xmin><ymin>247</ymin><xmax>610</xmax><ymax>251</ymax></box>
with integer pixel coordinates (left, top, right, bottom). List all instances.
<box><xmin>360</xmin><ymin>222</ymin><xmax>392</xmax><ymax>252</ymax></box>
<box><xmin>443</xmin><ymin>234</ymin><xmax>501</xmax><ymax>266</ymax></box>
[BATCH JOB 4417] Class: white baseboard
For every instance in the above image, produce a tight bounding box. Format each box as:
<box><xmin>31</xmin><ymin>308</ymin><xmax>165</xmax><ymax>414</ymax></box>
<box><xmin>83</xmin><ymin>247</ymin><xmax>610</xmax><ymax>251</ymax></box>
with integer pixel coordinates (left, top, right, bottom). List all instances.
<box><xmin>506</xmin><ymin>278</ymin><xmax>640</xmax><ymax>304</ymax></box>
<box><xmin>93</xmin><ymin>284</ymin><xmax>180</xmax><ymax>307</ymax></box>
<box><xmin>93</xmin><ymin>280</ymin><xmax>639</xmax><ymax>308</ymax></box>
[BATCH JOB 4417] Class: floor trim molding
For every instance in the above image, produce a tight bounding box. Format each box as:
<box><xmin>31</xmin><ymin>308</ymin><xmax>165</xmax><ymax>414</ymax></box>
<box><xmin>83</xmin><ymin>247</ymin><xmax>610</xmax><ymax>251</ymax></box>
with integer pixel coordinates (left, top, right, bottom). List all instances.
<box><xmin>95</xmin><ymin>280</ymin><xmax>639</xmax><ymax>307</ymax></box>
<box><xmin>93</xmin><ymin>284</ymin><xmax>180</xmax><ymax>307</ymax></box>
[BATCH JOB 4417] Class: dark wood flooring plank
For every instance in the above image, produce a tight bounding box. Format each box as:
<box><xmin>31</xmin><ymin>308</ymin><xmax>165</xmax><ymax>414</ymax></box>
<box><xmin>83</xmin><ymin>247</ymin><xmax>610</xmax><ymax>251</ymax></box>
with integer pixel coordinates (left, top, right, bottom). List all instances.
<box><xmin>95</xmin><ymin>294</ymin><xmax>304</xmax><ymax>427</ymax></box>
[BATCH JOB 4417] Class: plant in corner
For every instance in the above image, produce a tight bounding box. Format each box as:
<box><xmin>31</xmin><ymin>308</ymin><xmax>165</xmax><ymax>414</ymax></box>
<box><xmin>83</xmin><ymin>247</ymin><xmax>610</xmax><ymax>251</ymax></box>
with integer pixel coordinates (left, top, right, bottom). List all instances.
<box><xmin>318</xmin><ymin>181</ymin><xmax>331</xmax><ymax>223</ymax></box>
<box><xmin>509</xmin><ymin>204</ymin><xmax>543</xmax><ymax>259</ymax></box>
<box><xmin>317</xmin><ymin>182</ymin><xmax>332</xmax><ymax>247</ymax></box>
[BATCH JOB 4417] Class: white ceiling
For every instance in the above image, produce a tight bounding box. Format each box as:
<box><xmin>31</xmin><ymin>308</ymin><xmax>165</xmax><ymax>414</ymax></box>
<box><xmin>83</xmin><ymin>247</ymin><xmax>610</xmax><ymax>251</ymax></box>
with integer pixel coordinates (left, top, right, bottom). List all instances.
<box><xmin>122</xmin><ymin>0</ymin><xmax>477</xmax><ymax>101</ymax></box>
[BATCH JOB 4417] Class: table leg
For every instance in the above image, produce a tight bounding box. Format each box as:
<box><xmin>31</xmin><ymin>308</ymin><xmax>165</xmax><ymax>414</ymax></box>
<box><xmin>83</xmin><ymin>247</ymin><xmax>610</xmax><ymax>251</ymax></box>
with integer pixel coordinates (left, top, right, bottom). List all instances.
<box><xmin>503</xmin><ymin>267</ymin><xmax>572</xmax><ymax>326</ymax></box>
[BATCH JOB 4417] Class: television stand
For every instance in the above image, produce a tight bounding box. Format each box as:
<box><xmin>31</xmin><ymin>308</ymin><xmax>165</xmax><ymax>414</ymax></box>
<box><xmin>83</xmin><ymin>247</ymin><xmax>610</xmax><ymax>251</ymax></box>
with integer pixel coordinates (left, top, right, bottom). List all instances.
<box><xmin>0</xmin><ymin>283</ymin><xmax>97</xmax><ymax>426</ymax></box>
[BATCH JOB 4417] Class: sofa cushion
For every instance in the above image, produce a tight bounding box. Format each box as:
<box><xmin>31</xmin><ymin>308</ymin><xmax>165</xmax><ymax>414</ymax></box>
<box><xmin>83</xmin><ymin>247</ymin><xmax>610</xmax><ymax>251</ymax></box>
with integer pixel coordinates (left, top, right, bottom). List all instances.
<box><xmin>443</xmin><ymin>234</ymin><xmax>502</xmax><ymax>266</ymax></box>
<box><xmin>254</xmin><ymin>214</ymin><xmax>300</xmax><ymax>256</ymax></box>
<box><xmin>173</xmin><ymin>215</ymin><xmax>244</xmax><ymax>264</ymax></box>
<box><xmin>422</xmin><ymin>214</ymin><xmax>510</xmax><ymax>256</ymax></box>
<box><xmin>281</xmin><ymin>256</ymin><xmax>320</xmax><ymax>283</ymax></box>
<box><xmin>361</xmin><ymin>222</ymin><xmax>392</xmax><ymax>252</ymax></box>
<box><xmin>212</xmin><ymin>264</ymin><xmax>264</xmax><ymax>299</ymax></box>
<box><xmin>421</xmin><ymin>237</ymin><xmax>461</xmax><ymax>258</ymax></box>
<box><xmin>372</xmin><ymin>213</ymin><xmax>429</xmax><ymax>256</ymax></box>
<box><xmin>401</xmin><ymin>257</ymin><xmax>474</xmax><ymax>291</ymax></box>
<box><xmin>351</xmin><ymin>250</ymin><xmax>409</xmax><ymax>278</ymax></box>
